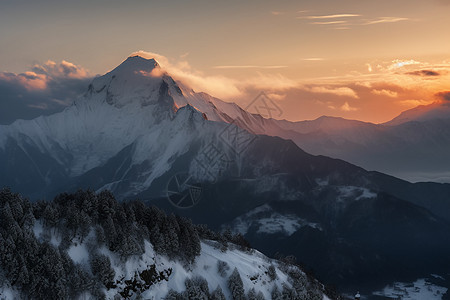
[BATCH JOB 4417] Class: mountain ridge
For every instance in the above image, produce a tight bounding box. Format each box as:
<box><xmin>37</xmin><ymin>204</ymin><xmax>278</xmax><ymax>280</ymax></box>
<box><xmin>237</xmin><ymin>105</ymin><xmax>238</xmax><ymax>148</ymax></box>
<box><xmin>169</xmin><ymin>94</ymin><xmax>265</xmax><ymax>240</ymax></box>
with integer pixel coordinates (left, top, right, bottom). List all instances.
<box><xmin>1</xmin><ymin>55</ymin><xmax>450</xmax><ymax>296</ymax></box>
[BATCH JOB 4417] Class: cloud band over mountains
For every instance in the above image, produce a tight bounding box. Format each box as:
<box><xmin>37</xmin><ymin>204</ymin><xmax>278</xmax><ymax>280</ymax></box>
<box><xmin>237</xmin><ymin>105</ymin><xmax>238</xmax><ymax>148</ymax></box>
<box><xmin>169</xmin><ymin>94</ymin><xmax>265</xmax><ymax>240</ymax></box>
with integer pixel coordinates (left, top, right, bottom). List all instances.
<box><xmin>1</xmin><ymin>52</ymin><xmax>449</xmax><ymax>125</ymax></box>
<box><xmin>0</xmin><ymin>60</ymin><xmax>92</xmax><ymax>125</ymax></box>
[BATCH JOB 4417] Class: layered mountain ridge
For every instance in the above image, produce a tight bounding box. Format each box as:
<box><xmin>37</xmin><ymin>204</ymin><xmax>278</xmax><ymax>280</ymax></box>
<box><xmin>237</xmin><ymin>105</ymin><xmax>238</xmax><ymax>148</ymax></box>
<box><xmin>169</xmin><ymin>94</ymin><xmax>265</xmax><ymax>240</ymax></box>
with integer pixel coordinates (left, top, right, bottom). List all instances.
<box><xmin>1</xmin><ymin>55</ymin><xmax>450</xmax><ymax>296</ymax></box>
<box><xmin>258</xmin><ymin>102</ymin><xmax>450</xmax><ymax>183</ymax></box>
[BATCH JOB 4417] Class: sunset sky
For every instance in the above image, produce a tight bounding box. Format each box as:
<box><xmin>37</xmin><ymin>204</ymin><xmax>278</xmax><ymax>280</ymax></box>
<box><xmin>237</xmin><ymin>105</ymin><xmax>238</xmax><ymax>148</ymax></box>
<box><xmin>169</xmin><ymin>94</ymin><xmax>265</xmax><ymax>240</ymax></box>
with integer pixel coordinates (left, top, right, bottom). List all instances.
<box><xmin>1</xmin><ymin>0</ymin><xmax>449</xmax><ymax>124</ymax></box>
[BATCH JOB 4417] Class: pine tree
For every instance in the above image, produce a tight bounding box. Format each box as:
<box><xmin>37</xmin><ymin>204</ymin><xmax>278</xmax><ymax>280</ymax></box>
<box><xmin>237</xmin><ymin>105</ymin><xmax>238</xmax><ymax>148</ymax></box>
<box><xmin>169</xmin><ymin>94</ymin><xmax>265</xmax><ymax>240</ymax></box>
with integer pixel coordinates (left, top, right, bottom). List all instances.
<box><xmin>217</xmin><ymin>260</ymin><xmax>230</xmax><ymax>277</ymax></box>
<box><xmin>281</xmin><ymin>284</ymin><xmax>297</xmax><ymax>300</ymax></box>
<box><xmin>210</xmin><ymin>285</ymin><xmax>226</xmax><ymax>300</ymax></box>
<box><xmin>247</xmin><ymin>288</ymin><xmax>257</xmax><ymax>300</ymax></box>
<box><xmin>185</xmin><ymin>277</ymin><xmax>209</xmax><ymax>299</ymax></box>
<box><xmin>228</xmin><ymin>268</ymin><xmax>245</xmax><ymax>300</ymax></box>
<box><xmin>268</xmin><ymin>265</ymin><xmax>277</xmax><ymax>281</ymax></box>
<box><xmin>90</xmin><ymin>253</ymin><xmax>115</xmax><ymax>287</ymax></box>
<box><xmin>42</xmin><ymin>203</ymin><xmax>59</xmax><ymax>228</ymax></box>
<box><xmin>271</xmin><ymin>285</ymin><xmax>282</xmax><ymax>300</ymax></box>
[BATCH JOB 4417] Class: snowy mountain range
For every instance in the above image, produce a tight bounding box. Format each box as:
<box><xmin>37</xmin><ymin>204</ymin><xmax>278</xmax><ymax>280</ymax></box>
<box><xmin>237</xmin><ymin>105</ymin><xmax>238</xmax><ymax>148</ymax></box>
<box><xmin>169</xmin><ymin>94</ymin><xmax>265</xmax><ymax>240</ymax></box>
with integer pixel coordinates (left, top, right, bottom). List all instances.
<box><xmin>257</xmin><ymin>102</ymin><xmax>450</xmax><ymax>183</ymax></box>
<box><xmin>0</xmin><ymin>56</ymin><xmax>270</xmax><ymax>199</ymax></box>
<box><xmin>1</xmin><ymin>55</ymin><xmax>450</xmax><ymax>297</ymax></box>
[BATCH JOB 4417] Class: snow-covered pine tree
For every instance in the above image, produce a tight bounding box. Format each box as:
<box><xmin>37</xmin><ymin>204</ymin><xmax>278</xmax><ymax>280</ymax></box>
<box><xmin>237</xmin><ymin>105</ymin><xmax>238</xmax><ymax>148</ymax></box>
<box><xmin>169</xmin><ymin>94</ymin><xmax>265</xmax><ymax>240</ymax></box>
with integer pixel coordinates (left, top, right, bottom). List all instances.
<box><xmin>228</xmin><ymin>268</ymin><xmax>245</xmax><ymax>300</ymax></box>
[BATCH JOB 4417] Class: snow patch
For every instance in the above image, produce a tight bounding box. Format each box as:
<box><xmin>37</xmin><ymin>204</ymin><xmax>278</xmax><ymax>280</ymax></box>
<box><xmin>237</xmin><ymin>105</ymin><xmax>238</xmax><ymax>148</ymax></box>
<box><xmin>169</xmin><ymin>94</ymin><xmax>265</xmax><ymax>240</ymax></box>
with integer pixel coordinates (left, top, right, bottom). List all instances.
<box><xmin>97</xmin><ymin>239</ymin><xmax>301</xmax><ymax>300</ymax></box>
<box><xmin>315</xmin><ymin>178</ymin><xmax>329</xmax><ymax>186</ymax></box>
<box><xmin>257</xmin><ymin>215</ymin><xmax>312</xmax><ymax>236</ymax></box>
<box><xmin>373</xmin><ymin>278</ymin><xmax>448</xmax><ymax>300</ymax></box>
<box><xmin>0</xmin><ymin>284</ymin><xmax>20</xmax><ymax>300</ymax></box>
<box><xmin>228</xmin><ymin>204</ymin><xmax>322</xmax><ymax>236</ymax></box>
<box><xmin>67</xmin><ymin>230</ymin><xmax>96</xmax><ymax>265</ymax></box>
<box><xmin>68</xmin><ymin>243</ymin><xmax>90</xmax><ymax>265</ymax></box>
<box><xmin>32</xmin><ymin>221</ymin><xmax>62</xmax><ymax>247</ymax></box>
<box><xmin>337</xmin><ymin>186</ymin><xmax>376</xmax><ymax>201</ymax></box>
<box><xmin>431</xmin><ymin>274</ymin><xmax>445</xmax><ymax>280</ymax></box>
<box><xmin>32</xmin><ymin>220</ymin><xmax>44</xmax><ymax>238</ymax></box>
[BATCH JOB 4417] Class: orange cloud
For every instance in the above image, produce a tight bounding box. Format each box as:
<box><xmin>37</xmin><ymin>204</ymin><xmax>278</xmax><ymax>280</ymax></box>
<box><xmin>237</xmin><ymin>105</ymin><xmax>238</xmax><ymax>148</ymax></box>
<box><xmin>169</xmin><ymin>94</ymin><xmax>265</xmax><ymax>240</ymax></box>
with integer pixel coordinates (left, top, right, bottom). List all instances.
<box><xmin>243</xmin><ymin>73</ymin><xmax>298</xmax><ymax>91</ymax></box>
<box><xmin>267</xmin><ymin>93</ymin><xmax>286</xmax><ymax>101</ymax></box>
<box><xmin>214</xmin><ymin>65</ymin><xmax>287</xmax><ymax>69</ymax></box>
<box><xmin>340</xmin><ymin>101</ymin><xmax>358</xmax><ymax>111</ymax></box>
<box><xmin>387</xmin><ymin>59</ymin><xmax>421</xmax><ymax>70</ymax></box>
<box><xmin>302</xmin><ymin>58</ymin><xmax>324</xmax><ymax>61</ymax></box>
<box><xmin>131</xmin><ymin>50</ymin><xmax>241</xmax><ymax>98</ymax></box>
<box><xmin>130</xmin><ymin>50</ymin><xmax>296</xmax><ymax>99</ymax></box>
<box><xmin>371</xmin><ymin>89</ymin><xmax>398</xmax><ymax>98</ymax></box>
<box><xmin>32</xmin><ymin>60</ymin><xmax>90</xmax><ymax>79</ymax></box>
<box><xmin>311</xmin><ymin>21</ymin><xmax>347</xmax><ymax>25</ymax></box>
<box><xmin>138</xmin><ymin>68</ymin><xmax>164</xmax><ymax>78</ymax></box>
<box><xmin>271</xmin><ymin>11</ymin><xmax>284</xmax><ymax>16</ymax></box>
<box><xmin>305</xmin><ymin>14</ymin><xmax>361</xmax><ymax>19</ymax></box>
<box><xmin>0</xmin><ymin>60</ymin><xmax>91</xmax><ymax>92</ymax></box>
<box><xmin>364</xmin><ymin>17</ymin><xmax>409</xmax><ymax>25</ymax></box>
<box><xmin>127</xmin><ymin>51</ymin><xmax>450</xmax><ymax>123</ymax></box>
<box><xmin>307</xmin><ymin>86</ymin><xmax>359</xmax><ymax>98</ymax></box>
<box><xmin>0</xmin><ymin>71</ymin><xmax>47</xmax><ymax>91</ymax></box>
<box><xmin>398</xmin><ymin>99</ymin><xmax>435</xmax><ymax>107</ymax></box>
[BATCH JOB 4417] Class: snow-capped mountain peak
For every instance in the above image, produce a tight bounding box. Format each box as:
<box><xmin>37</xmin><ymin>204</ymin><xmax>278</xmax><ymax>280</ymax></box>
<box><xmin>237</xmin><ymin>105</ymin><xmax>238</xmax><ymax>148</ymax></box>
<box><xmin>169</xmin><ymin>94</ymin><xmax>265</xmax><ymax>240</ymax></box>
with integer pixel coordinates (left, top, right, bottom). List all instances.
<box><xmin>84</xmin><ymin>56</ymin><xmax>173</xmax><ymax>109</ymax></box>
<box><xmin>384</xmin><ymin>101</ymin><xmax>450</xmax><ymax>126</ymax></box>
<box><xmin>117</xmin><ymin>55</ymin><xmax>160</xmax><ymax>71</ymax></box>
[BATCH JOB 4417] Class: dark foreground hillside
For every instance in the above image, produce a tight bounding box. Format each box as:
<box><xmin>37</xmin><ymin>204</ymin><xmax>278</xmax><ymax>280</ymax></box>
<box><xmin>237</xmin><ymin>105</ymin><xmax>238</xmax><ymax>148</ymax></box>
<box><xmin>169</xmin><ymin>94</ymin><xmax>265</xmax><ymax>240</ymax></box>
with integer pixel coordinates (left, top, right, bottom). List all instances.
<box><xmin>0</xmin><ymin>188</ymin><xmax>334</xmax><ymax>300</ymax></box>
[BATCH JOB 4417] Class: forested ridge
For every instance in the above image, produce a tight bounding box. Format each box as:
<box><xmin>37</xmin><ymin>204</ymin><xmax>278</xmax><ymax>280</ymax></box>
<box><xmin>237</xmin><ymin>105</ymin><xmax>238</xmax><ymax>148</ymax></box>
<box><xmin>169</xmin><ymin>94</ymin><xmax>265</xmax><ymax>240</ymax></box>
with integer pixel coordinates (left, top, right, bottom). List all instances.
<box><xmin>0</xmin><ymin>188</ymin><xmax>333</xmax><ymax>299</ymax></box>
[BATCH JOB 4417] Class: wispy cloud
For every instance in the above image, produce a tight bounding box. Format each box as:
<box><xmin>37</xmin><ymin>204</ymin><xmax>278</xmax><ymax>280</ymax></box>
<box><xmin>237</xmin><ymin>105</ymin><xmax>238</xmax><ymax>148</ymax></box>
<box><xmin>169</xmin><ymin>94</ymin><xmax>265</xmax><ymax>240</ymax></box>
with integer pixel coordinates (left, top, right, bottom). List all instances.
<box><xmin>398</xmin><ymin>99</ymin><xmax>435</xmax><ymax>107</ymax></box>
<box><xmin>213</xmin><ymin>65</ymin><xmax>288</xmax><ymax>69</ymax></box>
<box><xmin>364</xmin><ymin>17</ymin><xmax>409</xmax><ymax>25</ymax></box>
<box><xmin>242</xmin><ymin>73</ymin><xmax>298</xmax><ymax>91</ymax></box>
<box><xmin>179</xmin><ymin>52</ymin><xmax>190</xmax><ymax>59</ymax></box>
<box><xmin>302</xmin><ymin>58</ymin><xmax>324</xmax><ymax>61</ymax></box>
<box><xmin>303</xmin><ymin>14</ymin><xmax>361</xmax><ymax>19</ymax></box>
<box><xmin>131</xmin><ymin>50</ymin><xmax>295</xmax><ymax>99</ymax></box>
<box><xmin>371</xmin><ymin>89</ymin><xmax>398</xmax><ymax>98</ymax></box>
<box><xmin>311</xmin><ymin>21</ymin><xmax>347</xmax><ymax>25</ymax></box>
<box><xmin>299</xmin><ymin>13</ymin><xmax>411</xmax><ymax>29</ymax></box>
<box><xmin>271</xmin><ymin>11</ymin><xmax>284</xmax><ymax>16</ymax></box>
<box><xmin>306</xmin><ymin>86</ymin><xmax>359</xmax><ymax>98</ymax></box>
<box><xmin>267</xmin><ymin>93</ymin><xmax>286</xmax><ymax>101</ymax></box>
<box><xmin>130</xmin><ymin>52</ymin><xmax>450</xmax><ymax>123</ymax></box>
<box><xmin>387</xmin><ymin>59</ymin><xmax>421</xmax><ymax>70</ymax></box>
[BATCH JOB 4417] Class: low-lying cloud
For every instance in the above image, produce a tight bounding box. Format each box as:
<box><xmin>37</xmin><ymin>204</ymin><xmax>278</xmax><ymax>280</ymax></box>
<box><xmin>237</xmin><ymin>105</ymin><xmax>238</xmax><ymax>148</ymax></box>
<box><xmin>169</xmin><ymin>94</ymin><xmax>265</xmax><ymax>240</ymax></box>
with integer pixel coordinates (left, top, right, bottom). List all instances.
<box><xmin>0</xmin><ymin>60</ymin><xmax>92</xmax><ymax>124</ymax></box>
<box><xmin>3</xmin><ymin>52</ymin><xmax>448</xmax><ymax>125</ymax></box>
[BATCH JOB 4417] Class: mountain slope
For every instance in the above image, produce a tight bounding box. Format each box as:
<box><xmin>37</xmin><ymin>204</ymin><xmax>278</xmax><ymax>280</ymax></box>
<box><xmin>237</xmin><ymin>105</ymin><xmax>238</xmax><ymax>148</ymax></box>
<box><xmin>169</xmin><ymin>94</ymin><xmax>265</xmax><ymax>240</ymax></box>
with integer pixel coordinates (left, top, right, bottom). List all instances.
<box><xmin>385</xmin><ymin>101</ymin><xmax>450</xmax><ymax>125</ymax></box>
<box><xmin>147</xmin><ymin>135</ymin><xmax>450</xmax><ymax>292</ymax></box>
<box><xmin>0</xmin><ymin>188</ymin><xmax>330</xmax><ymax>300</ymax></box>
<box><xmin>262</xmin><ymin>103</ymin><xmax>450</xmax><ymax>183</ymax></box>
<box><xmin>1</xmin><ymin>55</ymin><xmax>449</xmax><ymax>297</ymax></box>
